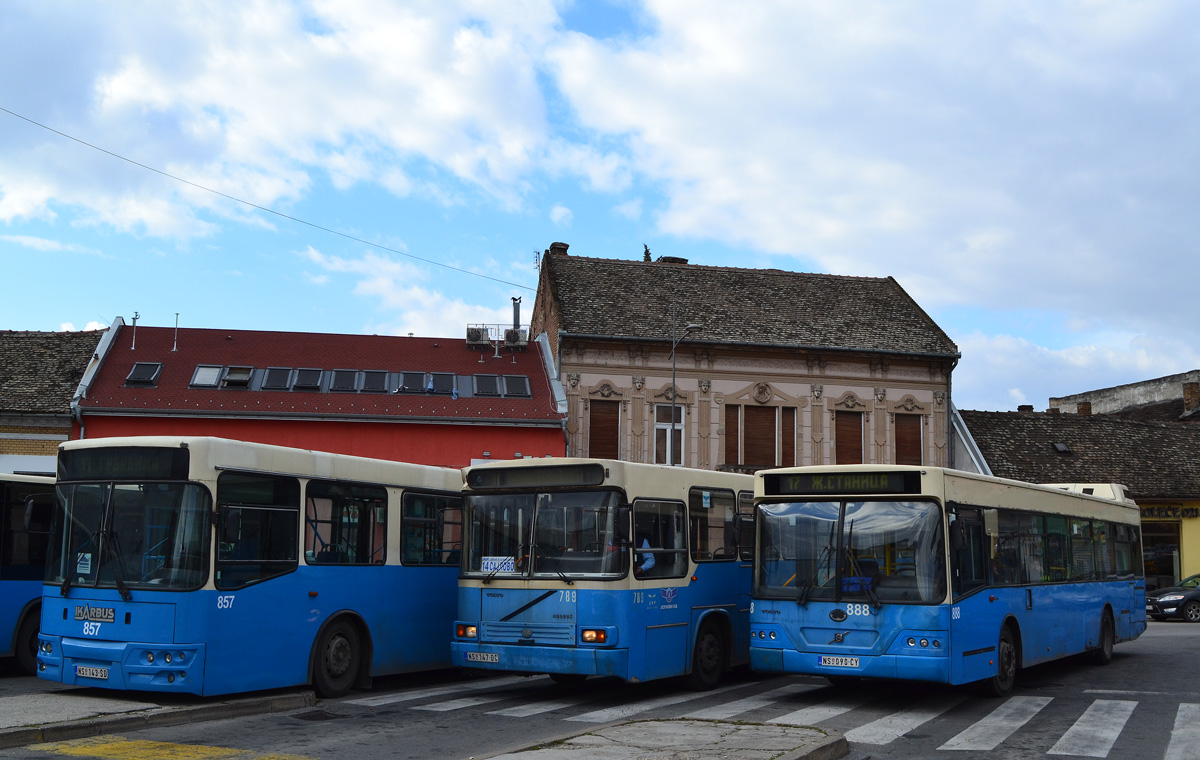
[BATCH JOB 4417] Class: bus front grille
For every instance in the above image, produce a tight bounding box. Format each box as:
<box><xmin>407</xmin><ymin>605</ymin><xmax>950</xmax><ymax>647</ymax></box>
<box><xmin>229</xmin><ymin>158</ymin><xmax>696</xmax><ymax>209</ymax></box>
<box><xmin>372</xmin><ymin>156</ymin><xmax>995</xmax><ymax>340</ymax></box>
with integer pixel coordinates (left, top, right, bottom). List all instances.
<box><xmin>482</xmin><ymin>622</ymin><xmax>574</xmax><ymax>645</ymax></box>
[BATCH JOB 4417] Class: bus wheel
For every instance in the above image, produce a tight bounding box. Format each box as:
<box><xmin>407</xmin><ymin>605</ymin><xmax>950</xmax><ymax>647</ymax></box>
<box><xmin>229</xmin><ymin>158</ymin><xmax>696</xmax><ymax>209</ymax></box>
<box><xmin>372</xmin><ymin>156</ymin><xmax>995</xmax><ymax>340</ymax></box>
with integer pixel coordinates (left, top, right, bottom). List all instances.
<box><xmin>549</xmin><ymin>673</ymin><xmax>588</xmax><ymax>687</ymax></box>
<box><xmin>313</xmin><ymin>620</ymin><xmax>361</xmax><ymax>698</ymax></box>
<box><xmin>1092</xmin><ymin>611</ymin><xmax>1114</xmax><ymax>665</ymax></box>
<box><xmin>15</xmin><ymin>613</ymin><xmax>39</xmax><ymax>677</ymax></box>
<box><xmin>981</xmin><ymin>626</ymin><xmax>1017</xmax><ymax>698</ymax></box>
<box><xmin>1185</xmin><ymin>601</ymin><xmax>1200</xmax><ymax>623</ymax></box>
<box><xmin>687</xmin><ymin>623</ymin><xmax>726</xmax><ymax>691</ymax></box>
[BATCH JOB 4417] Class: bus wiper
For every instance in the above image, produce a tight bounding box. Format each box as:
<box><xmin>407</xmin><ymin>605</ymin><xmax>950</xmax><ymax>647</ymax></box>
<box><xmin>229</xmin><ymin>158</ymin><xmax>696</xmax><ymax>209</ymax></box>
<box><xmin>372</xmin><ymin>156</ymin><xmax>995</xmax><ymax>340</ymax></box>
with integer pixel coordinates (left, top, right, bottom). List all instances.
<box><xmin>104</xmin><ymin>530</ymin><xmax>133</xmax><ymax>602</ymax></box>
<box><xmin>797</xmin><ymin>577</ymin><xmax>814</xmax><ymax>607</ymax></box>
<box><xmin>483</xmin><ymin>542</ymin><xmax>526</xmax><ymax>584</ymax></box>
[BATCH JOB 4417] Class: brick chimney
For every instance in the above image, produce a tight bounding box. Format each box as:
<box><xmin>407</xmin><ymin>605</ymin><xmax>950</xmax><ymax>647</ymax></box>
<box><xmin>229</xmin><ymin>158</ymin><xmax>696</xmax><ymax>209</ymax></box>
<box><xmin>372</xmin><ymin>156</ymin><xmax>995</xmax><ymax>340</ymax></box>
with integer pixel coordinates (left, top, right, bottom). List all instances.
<box><xmin>1185</xmin><ymin>382</ymin><xmax>1200</xmax><ymax>415</ymax></box>
<box><xmin>1046</xmin><ymin>407</ymin><xmax>1060</xmax><ymax>415</ymax></box>
<box><xmin>1017</xmin><ymin>405</ymin><xmax>1033</xmax><ymax>413</ymax></box>
<box><xmin>548</xmin><ymin>242</ymin><xmax>569</xmax><ymax>256</ymax></box>
<box><xmin>1077</xmin><ymin>402</ymin><xmax>1092</xmax><ymax>416</ymax></box>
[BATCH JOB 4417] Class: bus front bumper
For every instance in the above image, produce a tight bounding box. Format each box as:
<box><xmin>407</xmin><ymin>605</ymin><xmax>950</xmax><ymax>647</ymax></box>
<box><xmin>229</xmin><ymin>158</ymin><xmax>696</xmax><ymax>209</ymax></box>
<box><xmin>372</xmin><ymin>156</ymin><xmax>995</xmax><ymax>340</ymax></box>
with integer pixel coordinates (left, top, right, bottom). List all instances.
<box><xmin>37</xmin><ymin>634</ymin><xmax>206</xmax><ymax>694</ymax></box>
<box><xmin>451</xmin><ymin>641</ymin><xmax>629</xmax><ymax>679</ymax></box>
<box><xmin>751</xmin><ymin>645</ymin><xmax>950</xmax><ymax>683</ymax></box>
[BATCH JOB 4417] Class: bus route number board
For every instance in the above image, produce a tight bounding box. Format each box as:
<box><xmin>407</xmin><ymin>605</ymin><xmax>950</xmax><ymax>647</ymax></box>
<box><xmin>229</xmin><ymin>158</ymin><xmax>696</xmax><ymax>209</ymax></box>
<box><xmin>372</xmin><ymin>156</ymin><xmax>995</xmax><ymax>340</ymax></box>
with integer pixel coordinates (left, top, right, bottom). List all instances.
<box><xmin>467</xmin><ymin>652</ymin><xmax>499</xmax><ymax>663</ymax></box>
<box><xmin>819</xmin><ymin>656</ymin><xmax>859</xmax><ymax>668</ymax></box>
<box><xmin>75</xmin><ymin>665</ymin><xmax>109</xmax><ymax>680</ymax></box>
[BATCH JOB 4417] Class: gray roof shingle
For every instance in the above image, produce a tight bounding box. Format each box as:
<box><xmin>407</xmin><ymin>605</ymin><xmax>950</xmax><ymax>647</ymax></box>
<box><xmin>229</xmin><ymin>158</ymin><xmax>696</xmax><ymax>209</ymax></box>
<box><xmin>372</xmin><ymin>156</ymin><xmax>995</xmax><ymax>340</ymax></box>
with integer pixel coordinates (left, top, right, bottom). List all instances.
<box><xmin>960</xmin><ymin>409</ymin><xmax>1200</xmax><ymax>500</ymax></box>
<box><xmin>0</xmin><ymin>330</ymin><xmax>104</xmax><ymax>416</ymax></box>
<box><xmin>540</xmin><ymin>254</ymin><xmax>959</xmax><ymax>357</ymax></box>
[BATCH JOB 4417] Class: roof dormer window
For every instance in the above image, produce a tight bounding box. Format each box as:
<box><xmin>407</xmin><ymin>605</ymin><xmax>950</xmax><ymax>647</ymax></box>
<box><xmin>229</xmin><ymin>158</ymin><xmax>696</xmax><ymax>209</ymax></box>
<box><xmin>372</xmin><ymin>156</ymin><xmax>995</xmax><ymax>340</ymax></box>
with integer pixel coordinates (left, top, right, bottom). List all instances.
<box><xmin>125</xmin><ymin>362</ymin><xmax>162</xmax><ymax>387</ymax></box>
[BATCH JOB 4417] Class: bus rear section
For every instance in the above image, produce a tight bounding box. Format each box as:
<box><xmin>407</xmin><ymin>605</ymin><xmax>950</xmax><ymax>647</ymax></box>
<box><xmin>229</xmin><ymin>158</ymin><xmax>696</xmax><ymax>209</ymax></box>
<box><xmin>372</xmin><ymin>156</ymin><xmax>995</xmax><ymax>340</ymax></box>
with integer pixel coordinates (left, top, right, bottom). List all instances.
<box><xmin>750</xmin><ymin>466</ymin><xmax>1145</xmax><ymax>696</ymax></box>
<box><xmin>452</xmin><ymin>459</ymin><xmax>753</xmax><ymax>688</ymax></box>
<box><xmin>37</xmin><ymin>437</ymin><xmax>463</xmax><ymax>697</ymax></box>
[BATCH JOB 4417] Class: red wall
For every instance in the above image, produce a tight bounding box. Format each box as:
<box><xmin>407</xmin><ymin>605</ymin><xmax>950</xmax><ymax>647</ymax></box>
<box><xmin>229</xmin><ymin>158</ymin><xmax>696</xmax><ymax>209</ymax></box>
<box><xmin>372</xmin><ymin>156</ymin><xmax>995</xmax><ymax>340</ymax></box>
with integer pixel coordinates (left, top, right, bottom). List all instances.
<box><xmin>80</xmin><ymin>416</ymin><xmax>564</xmax><ymax>469</ymax></box>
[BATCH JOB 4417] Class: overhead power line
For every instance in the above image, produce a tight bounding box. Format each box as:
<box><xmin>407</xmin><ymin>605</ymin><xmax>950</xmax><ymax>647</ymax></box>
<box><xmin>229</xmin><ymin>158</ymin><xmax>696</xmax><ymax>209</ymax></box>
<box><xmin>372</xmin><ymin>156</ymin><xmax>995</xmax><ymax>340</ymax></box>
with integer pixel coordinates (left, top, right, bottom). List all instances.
<box><xmin>0</xmin><ymin>105</ymin><xmax>535</xmax><ymax>292</ymax></box>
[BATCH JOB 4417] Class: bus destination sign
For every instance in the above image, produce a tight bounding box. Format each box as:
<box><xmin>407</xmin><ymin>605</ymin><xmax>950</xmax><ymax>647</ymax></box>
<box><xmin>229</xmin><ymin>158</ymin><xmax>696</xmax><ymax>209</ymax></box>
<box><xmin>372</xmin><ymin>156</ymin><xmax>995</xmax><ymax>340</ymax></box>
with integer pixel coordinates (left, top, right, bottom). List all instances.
<box><xmin>764</xmin><ymin>471</ymin><xmax>921</xmax><ymax>497</ymax></box>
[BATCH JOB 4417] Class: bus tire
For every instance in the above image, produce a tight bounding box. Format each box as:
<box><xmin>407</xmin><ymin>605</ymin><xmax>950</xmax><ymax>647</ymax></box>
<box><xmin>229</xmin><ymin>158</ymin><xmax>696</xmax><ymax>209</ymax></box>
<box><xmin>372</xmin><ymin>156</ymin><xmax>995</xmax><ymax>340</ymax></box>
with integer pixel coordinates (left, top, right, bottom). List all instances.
<box><xmin>14</xmin><ymin>611</ymin><xmax>39</xmax><ymax>677</ymax></box>
<box><xmin>980</xmin><ymin>625</ymin><xmax>1018</xmax><ymax>698</ymax></box>
<box><xmin>548</xmin><ymin>673</ymin><xmax>588</xmax><ymax>687</ymax></box>
<box><xmin>1185</xmin><ymin>601</ymin><xmax>1200</xmax><ymax>623</ymax></box>
<box><xmin>687</xmin><ymin>622</ymin><xmax>726</xmax><ymax>691</ymax></box>
<box><xmin>1092</xmin><ymin>611</ymin><xmax>1114</xmax><ymax>665</ymax></box>
<box><xmin>313</xmin><ymin>619</ymin><xmax>361</xmax><ymax>698</ymax></box>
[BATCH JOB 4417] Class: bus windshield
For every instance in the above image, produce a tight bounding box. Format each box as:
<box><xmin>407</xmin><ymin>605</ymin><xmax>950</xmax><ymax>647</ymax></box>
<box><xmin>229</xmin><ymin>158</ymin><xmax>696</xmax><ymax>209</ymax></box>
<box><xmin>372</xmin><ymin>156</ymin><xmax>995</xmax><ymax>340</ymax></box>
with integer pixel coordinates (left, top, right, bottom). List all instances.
<box><xmin>465</xmin><ymin>490</ymin><xmax>627</xmax><ymax>579</ymax></box>
<box><xmin>757</xmin><ymin>499</ymin><xmax>945</xmax><ymax>604</ymax></box>
<box><xmin>48</xmin><ymin>482</ymin><xmax>212</xmax><ymax>591</ymax></box>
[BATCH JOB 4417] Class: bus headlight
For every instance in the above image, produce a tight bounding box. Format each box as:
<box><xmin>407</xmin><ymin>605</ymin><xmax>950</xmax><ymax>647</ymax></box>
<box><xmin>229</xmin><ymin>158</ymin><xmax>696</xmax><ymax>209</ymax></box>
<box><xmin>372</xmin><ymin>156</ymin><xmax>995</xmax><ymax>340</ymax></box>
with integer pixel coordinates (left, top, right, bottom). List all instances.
<box><xmin>582</xmin><ymin>629</ymin><xmax>607</xmax><ymax>644</ymax></box>
<box><xmin>164</xmin><ymin>652</ymin><xmax>172</xmax><ymax>664</ymax></box>
<box><xmin>146</xmin><ymin>652</ymin><xmax>155</xmax><ymax>664</ymax></box>
<box><xmin>456</xmin><ymin>624</ymin><xmax>477</xmax><ymax>638</ymax></box>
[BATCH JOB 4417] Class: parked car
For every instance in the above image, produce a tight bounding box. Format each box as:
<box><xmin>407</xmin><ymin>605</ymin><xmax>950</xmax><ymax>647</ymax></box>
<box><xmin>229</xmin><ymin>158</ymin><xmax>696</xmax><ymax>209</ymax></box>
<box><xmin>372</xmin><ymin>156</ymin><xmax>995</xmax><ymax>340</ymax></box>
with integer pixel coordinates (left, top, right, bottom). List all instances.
<box><xmin>1146</xmin><ymin>574</ymin><xmax>1200</xmax><ymax>622</ymax></box>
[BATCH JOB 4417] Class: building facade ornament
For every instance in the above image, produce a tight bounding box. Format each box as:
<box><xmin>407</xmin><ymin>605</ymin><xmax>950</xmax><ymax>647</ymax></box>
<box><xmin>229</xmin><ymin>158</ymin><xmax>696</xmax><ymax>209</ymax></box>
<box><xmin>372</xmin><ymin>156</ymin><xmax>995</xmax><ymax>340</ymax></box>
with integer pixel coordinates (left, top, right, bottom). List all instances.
<box><xmin>753</xmin><ymin>383</ymin><xmax>774</xmax><ymax>404</ymax></box>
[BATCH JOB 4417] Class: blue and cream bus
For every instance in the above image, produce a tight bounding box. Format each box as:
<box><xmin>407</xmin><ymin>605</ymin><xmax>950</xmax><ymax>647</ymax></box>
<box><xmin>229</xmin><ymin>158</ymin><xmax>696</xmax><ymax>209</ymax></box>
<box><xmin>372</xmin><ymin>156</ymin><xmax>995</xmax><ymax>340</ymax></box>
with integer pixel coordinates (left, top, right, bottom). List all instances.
<box><xmin>2</xmin><ymin>473</ymin><xmax>55</xmax><ymax>675</ymax></box>
<box><xmin>452</xmin><ymin>459</ymin><xmax>755</xmax><ymax>689</ymax></box>
<box><xmin>37</xmin><ymin>436</ymin><xmax>463</xmax><ymax>696</ymax></box>
<box><xmin>749</xmin><ymin>465</ymin><xmax>1144</xmax><ymax>696</ymax></box>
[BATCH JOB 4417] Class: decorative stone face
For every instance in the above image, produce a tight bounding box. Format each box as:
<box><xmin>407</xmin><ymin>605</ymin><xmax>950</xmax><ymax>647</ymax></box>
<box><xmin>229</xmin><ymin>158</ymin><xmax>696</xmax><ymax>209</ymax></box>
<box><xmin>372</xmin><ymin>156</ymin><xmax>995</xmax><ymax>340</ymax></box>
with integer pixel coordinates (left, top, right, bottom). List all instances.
<box><xmin>812</xmin><ymin>384</ymin><xmax>823</xmax><ymax>399</ymax></box>
<box><xmin>632</xmin><ymin>376</ymin><xmax>645</xmax><ymax>391</ymax></box>
<box><xmin>934</xmin><ymin>391</ymin><xmax>945</xmax><ymax>406</ymax></box>
<box><xmin>567</xmin><ymin>372</ymin><xmax>580</xmax><ymax>388</ymax></box>
<box><xmin>699</xmin><ymin>378</ymin><xmax>711</xmax><ymax>393</ymax></box>
<box><xmin>753</xmin><ymin>383</ymin><xmax>773</xmax><ymax>404</ymax></box>
<box><xmin>875</xmin><ymin>387</ymin><xmax>886</xmax><ymax>403</ymax></box>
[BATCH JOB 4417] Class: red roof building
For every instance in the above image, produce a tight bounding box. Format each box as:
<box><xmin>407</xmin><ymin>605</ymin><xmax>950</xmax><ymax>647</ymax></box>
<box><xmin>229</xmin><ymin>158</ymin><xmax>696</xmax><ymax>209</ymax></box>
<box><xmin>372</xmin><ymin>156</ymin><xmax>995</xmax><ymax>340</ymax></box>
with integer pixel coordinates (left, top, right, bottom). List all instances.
<box><xmin>72</xmin><ymin>318</ymin><xmax>566</xmax><ymax>467</ymax></box>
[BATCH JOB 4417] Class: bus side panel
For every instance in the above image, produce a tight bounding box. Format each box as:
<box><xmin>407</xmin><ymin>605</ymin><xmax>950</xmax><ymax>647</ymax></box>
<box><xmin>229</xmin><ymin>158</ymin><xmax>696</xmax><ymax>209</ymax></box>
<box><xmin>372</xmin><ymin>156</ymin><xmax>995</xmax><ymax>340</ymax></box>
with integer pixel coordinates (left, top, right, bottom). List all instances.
<box><xmin>949</xmin><ymin>592</ymin><xmax>1010</xmax><ymax>686</ymax></box>
<box><xmin>361</xmin><ymin>565</ymin><xmax>457</xmax><ymax>674</ymax></box>
<box><xmin>0</xmin><ymin>581</ymin><xmax>40</xmax><ymax>657</ymax></box>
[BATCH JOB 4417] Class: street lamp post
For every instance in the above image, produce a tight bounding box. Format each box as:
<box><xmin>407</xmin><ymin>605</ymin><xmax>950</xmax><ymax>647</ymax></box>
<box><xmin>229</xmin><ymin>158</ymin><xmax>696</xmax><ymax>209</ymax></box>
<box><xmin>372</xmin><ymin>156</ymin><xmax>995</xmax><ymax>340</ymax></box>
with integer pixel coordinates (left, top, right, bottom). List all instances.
<box><xmin>670</xmin><ymin>303</ymin><xmax>702</xmax><ymax>466</ymax></box>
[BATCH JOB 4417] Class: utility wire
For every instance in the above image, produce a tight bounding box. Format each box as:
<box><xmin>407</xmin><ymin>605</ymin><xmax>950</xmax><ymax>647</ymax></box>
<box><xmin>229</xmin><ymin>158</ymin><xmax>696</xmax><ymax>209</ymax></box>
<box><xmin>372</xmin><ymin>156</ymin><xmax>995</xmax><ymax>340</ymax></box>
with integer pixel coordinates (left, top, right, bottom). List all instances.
<box><xmin>0</xmin><ymin>104</ymin><xmax>535</xmax><ymax>292</ymax></box>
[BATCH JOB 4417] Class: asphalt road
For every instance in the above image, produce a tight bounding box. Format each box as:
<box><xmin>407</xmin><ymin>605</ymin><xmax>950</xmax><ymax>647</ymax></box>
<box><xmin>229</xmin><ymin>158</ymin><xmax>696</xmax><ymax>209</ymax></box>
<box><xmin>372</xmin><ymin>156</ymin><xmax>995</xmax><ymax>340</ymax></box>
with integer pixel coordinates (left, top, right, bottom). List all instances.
<box><xmin>1</xmin><ymin>620</ymin><xmax>1197</xmax><ymax>760</ymax></box>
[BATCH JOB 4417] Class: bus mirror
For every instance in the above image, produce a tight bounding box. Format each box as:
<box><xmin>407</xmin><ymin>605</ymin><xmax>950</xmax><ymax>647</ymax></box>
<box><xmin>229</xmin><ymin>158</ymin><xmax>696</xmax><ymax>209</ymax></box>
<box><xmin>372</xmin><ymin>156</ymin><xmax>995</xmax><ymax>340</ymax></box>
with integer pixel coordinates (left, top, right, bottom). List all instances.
<box><xmin>950</xmin><ymin>520</ymin><xmax>966</xmax><ymax>552</ymax></box>
<box><xmin>223</xmin><ymin>509</ymin><xmax>242</xmax><ymax>543</ymax></box>
<box><xmin>616</xmin><ymin>506</ymin><xmax>631</xmax><ymax>544</ymax></box>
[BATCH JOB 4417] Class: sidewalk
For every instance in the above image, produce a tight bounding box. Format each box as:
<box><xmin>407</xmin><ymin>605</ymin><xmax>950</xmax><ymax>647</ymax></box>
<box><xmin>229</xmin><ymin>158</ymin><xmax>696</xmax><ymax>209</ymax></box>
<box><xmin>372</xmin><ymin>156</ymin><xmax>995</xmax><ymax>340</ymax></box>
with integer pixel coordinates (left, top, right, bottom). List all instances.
<box><xmin>0</xmin><ymin>677</ymin><xmax>315</xmax><ymax>750</ymax></box>
<box><xmin>483</xmin><ymin>719</ymin><xmax>847</xmax><ymax>760</ymax></box>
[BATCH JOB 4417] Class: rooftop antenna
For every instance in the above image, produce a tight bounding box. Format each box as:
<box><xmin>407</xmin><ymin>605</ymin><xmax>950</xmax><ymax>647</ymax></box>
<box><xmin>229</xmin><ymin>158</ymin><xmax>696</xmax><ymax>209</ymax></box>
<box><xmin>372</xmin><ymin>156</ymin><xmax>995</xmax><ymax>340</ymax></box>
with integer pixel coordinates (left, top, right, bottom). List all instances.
<box><xmin>130</xmin><ymin>311</ymin><xmax>140</xmax><ymax>350</ymax></box>
<box><xmin>172</xmin><ymin>313</ymin><xmax>179</xmax><ymax>351</ymax></box>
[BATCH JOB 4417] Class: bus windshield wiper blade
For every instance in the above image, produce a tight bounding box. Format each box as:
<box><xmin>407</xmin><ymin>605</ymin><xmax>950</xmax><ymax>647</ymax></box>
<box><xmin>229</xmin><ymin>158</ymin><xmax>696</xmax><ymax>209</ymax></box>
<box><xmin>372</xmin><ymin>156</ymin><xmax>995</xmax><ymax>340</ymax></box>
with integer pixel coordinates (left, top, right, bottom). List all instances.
<box><xmin>797</xmin><ymin>577</ymin><xmax>814</xmax><ymax>607</ymax></box>
<box><xmin>105</xmin><ymin>530</ymin><xmax>133</xmax><ymax>602</ymax></box>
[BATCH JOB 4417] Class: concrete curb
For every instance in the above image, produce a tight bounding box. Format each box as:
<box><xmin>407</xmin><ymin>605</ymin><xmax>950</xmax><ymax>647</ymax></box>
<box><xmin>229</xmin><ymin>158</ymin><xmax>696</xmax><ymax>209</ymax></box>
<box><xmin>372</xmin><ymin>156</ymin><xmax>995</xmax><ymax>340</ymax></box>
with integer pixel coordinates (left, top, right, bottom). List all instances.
<box><xmin>0</xmin><ymin>691</ymin><xmax>317</xmax><ymax>750</ymax></box>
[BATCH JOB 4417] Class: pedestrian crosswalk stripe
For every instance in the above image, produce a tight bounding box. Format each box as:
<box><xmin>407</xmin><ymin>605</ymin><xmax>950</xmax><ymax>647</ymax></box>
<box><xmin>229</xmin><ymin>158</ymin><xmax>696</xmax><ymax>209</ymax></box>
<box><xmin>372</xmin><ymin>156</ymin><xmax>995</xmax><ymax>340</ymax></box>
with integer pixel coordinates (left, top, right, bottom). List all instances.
<box><xmin>347</xmin><ymin>675</ymin><xmax>540</xmax><ymax>707</ymax></box>
<box><xmin>488</xmin><ymin>698</ymin><xmax>588</xmax><ymax>718</ymax></box>
<box><xmin>843</xmin><ymin>693</ymin><xmax>965</xmax><ymax>746</ymax></box>
<box><xmin>565</xmin><ymin>682</ymin><xmax>748</xmax><ymax>723</ymax></box>
<box><xmin>937</xmin><ymin>696</ymin><xmax>1053</xmax><ymax>751</ymax></box>
<box><xmin>1047</xmin><ymin>699</ymin><xmax>1136</xmax><ymax>757</ymax></box>
<box><xmin>682</xmin><ymin>684</ymin><xmax>820</xmax><ymax>720</ymax></box>
<box><xmin>413</xmin><ymin>694</ymin><xmax>514</xmax><ymax>712</ymax></box>
<box><xmin>1164</xmin><ymin>703</ymin><xmax>1200</xmax><ymax>760</ymax></box>
<box><xmin>768</xmin><ymin>694</ymin><xmax>872</xmax><ymax>727</ymax></box>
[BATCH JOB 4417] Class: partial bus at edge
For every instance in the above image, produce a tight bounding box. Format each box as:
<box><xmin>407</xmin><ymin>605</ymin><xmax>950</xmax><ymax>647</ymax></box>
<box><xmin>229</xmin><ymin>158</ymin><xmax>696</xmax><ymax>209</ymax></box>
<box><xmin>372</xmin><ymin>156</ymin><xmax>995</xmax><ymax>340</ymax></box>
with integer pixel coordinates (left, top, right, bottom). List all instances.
<box><xmin>37</xmin><ymin>436</ymin><xmax>463</xmax><ymax>697</ymax></box>
<box><xmin>1</xmin><ymin>474</ymin><xmax>54</xmax><ymax>675</ymax></box>
<box><xmin>749</xmin><ymin>465</ymin><xmax>1145</xmax><ymax>696</ymax></box>
<box><xmin>451</xmin><ymin>458</ymin><xmax>755</xmax><ymax>689</ymax></box>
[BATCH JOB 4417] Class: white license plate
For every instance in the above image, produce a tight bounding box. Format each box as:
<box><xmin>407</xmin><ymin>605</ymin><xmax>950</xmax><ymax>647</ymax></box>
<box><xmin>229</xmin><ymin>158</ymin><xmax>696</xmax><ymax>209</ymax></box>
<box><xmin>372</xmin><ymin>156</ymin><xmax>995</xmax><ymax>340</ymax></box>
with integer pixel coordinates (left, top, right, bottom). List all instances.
<box><xmin>75</xmin><ymin>665</ymin><xmax>109</xmax><ymax>680</ymax></box>
<box><xmin>819</xmin><ymin>656</ymin><xmax>860</xmax><ymax>668</ymax></box>
<box><xmin>1146</xmin><ymin>605</ymin><xmax>1154</xmax><ymax>611</ymax></box>
<box><xmin>466</xmin><ymin>652</ymin><xmax>499</xmax><ymax>663</ymax></box>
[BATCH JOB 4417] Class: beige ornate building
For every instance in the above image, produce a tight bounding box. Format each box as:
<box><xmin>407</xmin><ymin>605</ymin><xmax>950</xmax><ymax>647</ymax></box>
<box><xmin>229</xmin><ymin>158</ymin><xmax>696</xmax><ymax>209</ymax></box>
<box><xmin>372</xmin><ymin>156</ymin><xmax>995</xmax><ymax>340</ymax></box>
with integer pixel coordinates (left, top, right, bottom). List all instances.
<box><xmin>530</xmin><ymin>243</ymin><xmax>960</xmax><ymax>471</ymax></box>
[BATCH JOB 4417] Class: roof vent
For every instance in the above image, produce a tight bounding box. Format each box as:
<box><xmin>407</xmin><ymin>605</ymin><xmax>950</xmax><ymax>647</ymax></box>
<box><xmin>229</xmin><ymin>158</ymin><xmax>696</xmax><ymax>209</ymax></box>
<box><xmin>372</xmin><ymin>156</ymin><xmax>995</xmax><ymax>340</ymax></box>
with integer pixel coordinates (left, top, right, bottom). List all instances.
<box><xmin>548</xmin><ymin>242</ymin><xmax>569</xmax><ymax>256</ymax></box>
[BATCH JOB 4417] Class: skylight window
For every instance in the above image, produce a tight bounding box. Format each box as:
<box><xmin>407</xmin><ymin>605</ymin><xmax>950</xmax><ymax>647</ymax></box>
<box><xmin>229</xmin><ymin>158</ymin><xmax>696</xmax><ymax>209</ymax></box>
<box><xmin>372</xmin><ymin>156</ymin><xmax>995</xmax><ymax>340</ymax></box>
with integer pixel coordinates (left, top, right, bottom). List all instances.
<box><xmin>262</xmin><ymin>367</ymin><xmax>292</xmax><ymax>390</ymax></box>
<box><xmin>293</xmin><ymin>368</ymin><xmax>322</xmax><ymax>390</ymax></box>
<box><xmin>399</xmin><ymin>372</ymin><xmax>425</xmax><ymax>393</ymax></box>
<box><xmin>362</xmin><ymin>371</ymin><xmax>388</xmax><ymax>393</ymax></box>
<box><xmin>331</xmin><ymin>369</ymin><xmax>358</xmax><ymax>392</ymax></box>
<box><xmin>474</xmin><ymin>375</ymin><xmax>499</xmax><ymax>396</ymax></box>
<box><xmin>503</xmin><ymin>375</ymin><xmax>531</xmax><ymax>397</ymax></box>
<box><xmin>191</xmin><ymin>365</ymin><xmax>222</xmax><ymax>387</ymax></box>
<box><xmin>1052</xmin><ymin>442</ymin><xmax>1072</xmax><ymax>455</ymax></box>
<box><xmin>430</xmin><ymin>373</ymin><xmax>455</xmax><ymax>394</ymax></box>
<box><xmin>222</xmin><ymin>366</ymin><xmax>254</xmax><ymax>388</ymax></box>
<box><xmin>125</xmin><ymin>362</ymin><xmax>162</xmax><ymax>386</ymax></box>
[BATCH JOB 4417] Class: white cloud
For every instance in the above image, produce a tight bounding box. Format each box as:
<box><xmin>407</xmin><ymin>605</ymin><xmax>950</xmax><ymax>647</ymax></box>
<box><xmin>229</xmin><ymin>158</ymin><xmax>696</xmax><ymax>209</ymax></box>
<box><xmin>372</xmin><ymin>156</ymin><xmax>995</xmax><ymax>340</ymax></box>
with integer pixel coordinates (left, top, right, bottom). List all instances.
<box><xmin>613</xmin><ymin>198</ymin><xmax>642</xmax><ymax>220</ymax></box>
<box><xmin>0</xmin><ymin>234</ymin><xmax>102</xmax><ymax>255</ymax></box>
<box><xmin>59</xmin><ymin>321</ymin><xmax>105</xmax><ymax>332</ymax></box>
<box><xmin>550</xmin><ymin>204</ymin><xmax>573</xmax><ymax>225</ymax></box>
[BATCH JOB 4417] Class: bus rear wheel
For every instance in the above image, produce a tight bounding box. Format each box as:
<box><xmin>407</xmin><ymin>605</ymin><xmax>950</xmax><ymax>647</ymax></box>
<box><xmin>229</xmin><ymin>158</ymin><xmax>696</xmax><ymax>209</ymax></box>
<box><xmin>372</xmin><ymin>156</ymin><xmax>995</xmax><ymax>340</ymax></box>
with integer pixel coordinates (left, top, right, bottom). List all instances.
<box><xmin>313</xmin><ymin>620</ymin><xmax>361</xmax><ymax>698</ymax></box>
<box><xmin>981</xmin><ymin>626</ymin><xmax>1017</xmax><ymax>698</ymax></box>
<box><xmin>687</xmin><ymin>623</ymin><xmax>726</xmax><ymax>691</ymax></box>
<box><xmin>1092</xmin><ymin>611</ymin><xmax>1114</xmax><ymax>665</ymax></box>
<box><xmin>15</xmin><ymin>612</ymin><xmax>39</xmax><ymax>677</ymax></box>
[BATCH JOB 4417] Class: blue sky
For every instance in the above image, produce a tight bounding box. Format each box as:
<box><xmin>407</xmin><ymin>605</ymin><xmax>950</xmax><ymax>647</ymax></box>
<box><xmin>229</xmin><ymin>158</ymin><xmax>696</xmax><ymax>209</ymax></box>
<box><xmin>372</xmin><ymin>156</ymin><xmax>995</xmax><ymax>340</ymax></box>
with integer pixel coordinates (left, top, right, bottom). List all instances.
<box><xmin>2</xmin><ymin>1</ymin><xmax>1198</xmax><ymax>412</ymax></box>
